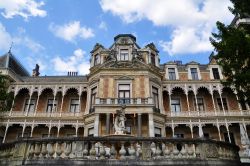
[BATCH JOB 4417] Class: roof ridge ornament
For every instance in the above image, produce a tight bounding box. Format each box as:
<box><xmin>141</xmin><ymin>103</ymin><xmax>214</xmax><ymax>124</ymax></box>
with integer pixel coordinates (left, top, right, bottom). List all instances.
<box><xmin>8</xmin><ymin>42</ymin><xmax>13</xmax><ymax>54</ymax></box>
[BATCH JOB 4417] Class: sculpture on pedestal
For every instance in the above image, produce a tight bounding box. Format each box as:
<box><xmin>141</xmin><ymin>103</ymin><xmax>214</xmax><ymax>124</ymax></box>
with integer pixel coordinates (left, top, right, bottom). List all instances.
<box><xmin>114</xmin><ymin>105</ymin><xmax>126</xmax><ymax>135</ymax></box>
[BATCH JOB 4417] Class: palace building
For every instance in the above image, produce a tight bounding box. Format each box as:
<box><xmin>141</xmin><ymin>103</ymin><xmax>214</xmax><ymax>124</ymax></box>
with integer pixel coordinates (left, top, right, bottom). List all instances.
<box><xmin>0</xmin><ymin>34</ymin><xmax>248</xmax><ymax>165</ymax></box>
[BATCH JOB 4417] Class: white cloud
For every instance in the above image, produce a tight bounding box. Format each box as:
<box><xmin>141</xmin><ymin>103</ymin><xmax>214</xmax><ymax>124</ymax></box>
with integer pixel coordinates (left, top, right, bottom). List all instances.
<box><xmin>99</xmin><ymin>21</ymin><xmax>108</xmax><ymax>31</ymax></box>
<box><xmin>51</xmin><ymin>48</ymin><xmax>90</xmax><ymax>75</ymax></box>
<box><xmin>0</xmin><ymin>23</ymin><xmax>44</xmax><ymax>53</ymax></box>
<box><xmin>100</xmin><ymin>0</ymin><xmax>233</xmax><ymax>55</ymax></box>
<box><xmin>49</xmin><ymin>21</ymin><xmax>95</xmax><ymax>43</ymax></box>
<box><xmin>0</xmin><ymin>23</ymin><xmax>12</xmax><ymax>51</ymax></box>
<box><xmin>0</xmin><ymin>0</ymin><xmax>47</xmax><ymax>20</ymax></box>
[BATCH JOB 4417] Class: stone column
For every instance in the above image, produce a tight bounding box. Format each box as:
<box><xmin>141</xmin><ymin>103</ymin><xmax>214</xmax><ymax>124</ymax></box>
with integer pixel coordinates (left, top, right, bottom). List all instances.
<box><xmin>219</xmin><ymin>92</ymin><xmax>226</xmax><ymax>115</ymax></box>
<box><xmin>198</xmin><ymin>120</ymin><xmax>204</xmax><ymax>138</ymax></box>
<box><xmin>137</xmin><ymin>113</ymin><xmax>142</xmax><ymax>137</ymax></box>
<box><xmin>106</xmin><ymin>113</ymin><xmax>110</xmax><ymax>135</ymax></box>
<box><xmin>94</xmin><ymin>114</ymin><xmax>100</xmax><ymax>137</ymax></box>
<box><xmin>240</xmin><ymin>123</ymin><xmax>249</xmax><ymax>145</ymax></box>
<box><xmin>26</xmin><ymin>92</ymin><xmax>32</xmax><ymax>116</ymax></box>
<box><xmin>211</xmin><ymin>92</ymin><xmax>217</xmax><ymax>115</ymax></box>
<box><xmin>226</xmin><ymin>122</ymin><xmax>231</xmax><ymax>143</ymax></box>
<box><xmin>34</xmin><ymin>92</ymin><xmax>40</xmax><ymax>116</ymax></box>
<box><xmin>2</xmin><ymin>123</ymin><xmax>9</xmax><ymax>143</ymax></box>
<box><xmin>59</xmin><ymin>95</ymin><xmax>65</xmax><ymax>117</ymax></box>
<box><xmin>194</xmin><ymin>93</ymin><xmax>199</xmax><ymax>114</ymax></box>
<box><xmin>148</xmin><ymin>113</ymin><xmax>154</xmax><ymax>137</ymax></box>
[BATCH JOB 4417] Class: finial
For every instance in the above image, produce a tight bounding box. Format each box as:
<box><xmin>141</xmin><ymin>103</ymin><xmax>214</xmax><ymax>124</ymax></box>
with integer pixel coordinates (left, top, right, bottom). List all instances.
<box><xmin>8</xmin><ymin>42</ymin><xmax>13</xmax><ymax>53</ymax></box>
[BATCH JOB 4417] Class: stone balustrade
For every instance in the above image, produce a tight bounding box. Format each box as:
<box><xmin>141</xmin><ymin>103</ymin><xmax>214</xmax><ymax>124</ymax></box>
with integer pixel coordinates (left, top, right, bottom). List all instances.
<box><xmin>166</xmin><ymin>110</ymin><xmax>250</xmax><ymax>117</ymax></box>
<box><xmin>95</xmin><ymin>97</ymin><xmax>154</xmax><ymax>105</ymax></box>
<box><xmin>3</xmin><ymin>111</ymin><xmax>84</xmax><ymax>118</ymax></box>
<box><xmin>0</xmin><ymin>136</ymin><xmax>241</xmax><ymax>165</ymax></box>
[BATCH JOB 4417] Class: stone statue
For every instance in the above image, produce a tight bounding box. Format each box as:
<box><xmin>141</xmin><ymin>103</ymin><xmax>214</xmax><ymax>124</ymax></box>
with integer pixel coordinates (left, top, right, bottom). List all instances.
<box><xmin>106</xmin><ymin>49</ymin><xmax>117</xmax><ymax>62</ymax></box>
<box><xmin>32</xmin><ymin>64</ymin><xmax>40</xmax><ymax>77</ymax></box>
<box><xmin>114</xmin><ymin>105</ymin><xmax>126</xmax><ymax>134</ymax></box>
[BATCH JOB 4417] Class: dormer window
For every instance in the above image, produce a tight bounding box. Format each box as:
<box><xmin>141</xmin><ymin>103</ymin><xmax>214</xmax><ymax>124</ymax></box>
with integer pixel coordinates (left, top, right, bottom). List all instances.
<box><xmin>151</xmin><ymin>53</ymin><xmax>155</xmax><ymax>65</ymax></box>
<box><xmin>120</xmin><ymin>49</ymin><xmax>129</xmax><ymax>61</ymax></box>
<box><xmin>212</xmin><ymin>68</ymin><xmax>220</xmax><ymax>79</ymax></box>
<box><xmin>94</xmin><ymin>54</ymin><xmax>100</xmax><ymax>65</ymax></box>
<box><xmin>168</xmin><ymin>68</ymin><xmax>176</xmax><ymax>80</ymax></box>
<box><xmin>190</xmin><ymin>68</ymin><xmax>199</xmax><ymax>80</ymax></box>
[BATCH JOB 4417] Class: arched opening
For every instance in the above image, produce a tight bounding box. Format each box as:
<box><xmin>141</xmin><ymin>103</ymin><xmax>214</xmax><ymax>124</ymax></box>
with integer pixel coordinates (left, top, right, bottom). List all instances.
<box><xmin>63</xmin><ymin>88</ymin><xmax>79</xmax><ymax>114</ymax></box>
<box><xmin>174</xmin><ymin>124</ymin><xmax>191</xmax><ymax>139</ymax></box>
<box><xmin>13</xmin><ymin>88</ymin><xmax>29</xmax><ymax>112</ymax></box>
<box><xmin>37</xmin><ymin>88</ymin><xmax>54</xmax><ymax>113</ymax></box>
<box><xmin>5</xmin><ymin>124</ymin><xmax>22</xmax><ymax>142</ymax></box>
<box><xmin>78</xmin><ymin>127</ymin><xmax>84</xmax><ymax>137</ymax></box>
<box><xmin>59</xmin><ymin>125</ymin><xmax>75</xmax><ymax>137</ymax></box>
<box><xmin>202</xmin><ymin>124</ymin><xmax>220</xmax><ymax>140</ymax></box>
<box><xmin>171</xmin><ymin>87</ymin><xmax>186</xmax><ymax>113</ymax></box>
<box><xmin>197</xmin><ymin>87</ymin><xmax>213</xmax><ymax>112</ymax></box>
<box><xmin>162</xmin><ymin>90</ymin><xmax>170</xmax><ymax>112</ymax></box>
<box><xmin>33</xmin><ymin>124</ymin><xmax>49</xmax><ymax>138</ymax></box>
<box><xmin>222</xmin><ymin>87</ymin><xmax>239</xmax><ymax>111</ymax></box>
<box><xmin>165</xmin><ymin>126</ymin><xmax>172</xmax><ymax>138</ymax></box>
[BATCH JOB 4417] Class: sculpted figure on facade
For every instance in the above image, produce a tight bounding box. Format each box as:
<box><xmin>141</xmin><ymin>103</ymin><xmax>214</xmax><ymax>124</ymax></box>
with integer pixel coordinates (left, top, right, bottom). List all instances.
<box><xmin>114</xmin><ymin>105</ymin><xmax>127</xmax><ymax>134</ymax></box>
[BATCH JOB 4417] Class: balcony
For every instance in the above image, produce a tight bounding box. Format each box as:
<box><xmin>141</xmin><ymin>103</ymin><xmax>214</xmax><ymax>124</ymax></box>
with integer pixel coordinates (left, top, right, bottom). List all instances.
<box><xmin>95</xmin><ymin>97</ymin><xmax>154</xmax><ymax>105</ymax></box>
<box><xmin>1</xmin><ymin>111</ymin><xmax>84</xmax><ymax>118</ymax></box>
<box><xmin>0</xmin><ymin>137</ymin><xmax>240</xmax><ymax>166</ymax></box>
<box><xmin>166</xmin><ymin>110</ymin><xmax>250</xmax><ymax>117</ymax></box>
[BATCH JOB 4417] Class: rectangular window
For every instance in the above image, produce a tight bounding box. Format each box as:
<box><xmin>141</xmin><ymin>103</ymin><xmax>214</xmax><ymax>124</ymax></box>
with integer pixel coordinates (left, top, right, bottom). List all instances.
<box><xmin>151</xmin><ymin>53</ymin><xmax>155</xmax><ymax>65</ymax></box>
<box><xmin>212</xmin><ymin>68</ymin><xmax>220</xmax><ymax>79</ymax></box>
<box><xmin>70</xmin><ymin>99</ymin><xmax>79</xmax><ymax>113</ymax></box>
<box><xmin>126</xmin><ymin>119</ymin><xmax>132</xmax><ymax>134</ymax></box>
<box><xmin>152</xmin><ymin>87</ymin><xmax>159</xmax><ymax>109</ymax></box>
<box><xmin>190</xmin><ymin>68</ymin><xmax>199</xmax><ymax>80</ymax></box>
<box><xmin>88</xmin><ymin>127</ymin><xmax>94</xmax><ymax>137</ymax></box>
<box><xmin>171</xmin><ymin>98</ymin><xmax>181</xmax><ymax>113</ymax></box>
<box><xmin>195</xmin><ymin>98</ymin><xmax>205</xmax><ymax>112</ymax></box>
<box><xmin>120</xmin><ymin>49</ymin><xmax>129</xmax><ymax>61</ymax></box>
<box><xmin>94</xmin><ymin>54</ymin><xmax>100</xmax><ymax>65</ymax></box>
<box><xmin>155</xmin><ymin>127</ymin><xmax>161</xmax><ymax>137</ymax></box>
<box><xmin>90</xmin><ymin>86</ymin><xmax>97</xmax><ymax>105</ymax></box>
<box><xmin>217</xmin><ymin>98</ymin><xmax>228</xmax><ymax>111</ymax></box>
<box><xmin>24</xmin><ymin>99</ymin><xmax>36</xmax><ymax>113</ymax></box>
<box><xmin>118</xmin><ymin>84</ymin><xmax>130</xmax><ymax>104</ymax></box>
<box><xmin>168</xmin><ymin>68</ymin><xmax>176</xmax><ymax>80</ymax></box>
<box><xmin>46</xmin><ymin>99</ymin><xmax>57</xmax><ymax>113</ymax></box>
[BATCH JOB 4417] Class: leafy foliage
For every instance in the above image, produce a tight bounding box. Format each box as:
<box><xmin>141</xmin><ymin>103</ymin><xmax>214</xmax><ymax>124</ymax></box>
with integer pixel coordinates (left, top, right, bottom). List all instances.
<box><xmin>210</xmin><ymin>0</ymin><xmax>250</xmax><ymax>104</ymax></box>
<box><xmin>0</xmin><ymin>74</ymin><xmax>13</xmax><ymax>112</ymax></box>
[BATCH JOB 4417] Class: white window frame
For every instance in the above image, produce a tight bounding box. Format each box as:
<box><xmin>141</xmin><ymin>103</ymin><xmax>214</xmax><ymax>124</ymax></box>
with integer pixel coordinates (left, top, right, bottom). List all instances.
<box><xmin>116</xmin><ymin>80</ymin><xmax>132</xmax><ymax>99</ymax></box>
<box><xmin>187</xmin><ymin>65</ymin><xmax>201</xmax><ymax>80</ymax></box>
<box><xmin>171</xmin><ymin>97</ymin><xmax>181</xmax><ymax>113</ymax></box>
<box><xmin>208</xmin><ymin>65</ymin><xmax>223</xmax><ymax>80</ymax></box>
<box><xmin>69</xmin><ymin>98</ymin><xmax>80</xmax><ymax>113</ymax></box>
<box><xmin>46</xmin><ymin>98</ymin><xmax>58</xmax><ymax>113</ymax></box>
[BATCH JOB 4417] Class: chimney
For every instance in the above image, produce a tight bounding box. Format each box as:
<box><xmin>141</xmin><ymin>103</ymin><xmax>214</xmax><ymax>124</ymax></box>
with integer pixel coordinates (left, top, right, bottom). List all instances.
<box><xmin>67</xmin><ymin>71</ymin><xmax>78</xmax><ymax>76</ymax></box>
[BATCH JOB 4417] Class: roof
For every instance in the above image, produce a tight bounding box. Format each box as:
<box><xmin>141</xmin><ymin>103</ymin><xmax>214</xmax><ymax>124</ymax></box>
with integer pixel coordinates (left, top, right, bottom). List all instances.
<box><xmin>20</xmin><ymin>76</ymin><xmax>88</xmax><ymax>83</ymax></box>
<box><xmin>0</xmin><ymin>51</ymin><xmax>30</xmax><ymax>76</ymax></box>
<box><xmin>114</xmin><ymin>34</ymin><xmax>136</xmax><ymax>42</ymax></box>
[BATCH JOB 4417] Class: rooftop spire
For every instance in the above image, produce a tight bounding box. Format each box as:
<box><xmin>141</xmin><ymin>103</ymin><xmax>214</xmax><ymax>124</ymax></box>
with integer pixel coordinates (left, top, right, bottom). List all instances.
<box><xmin>8</xmin><ymin>42</ymin><xmax>13</xmax><ymax>53</ymax></box>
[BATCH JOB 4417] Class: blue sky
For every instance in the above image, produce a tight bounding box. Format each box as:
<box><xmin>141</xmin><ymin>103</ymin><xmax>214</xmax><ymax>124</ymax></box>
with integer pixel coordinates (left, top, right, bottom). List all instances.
<box><xmin>0</xmin><ymin>0</ymin><xmax>233</xmax><ymax>76</ymax></box>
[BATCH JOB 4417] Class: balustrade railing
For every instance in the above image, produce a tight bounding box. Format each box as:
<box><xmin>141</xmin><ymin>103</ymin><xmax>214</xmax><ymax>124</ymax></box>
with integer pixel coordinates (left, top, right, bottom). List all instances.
<box><xmin>4</xmin><ymin>111</ymin><xmax>84</xmax><ymax>118</ymax></box>
<box><xmin>0</xmin><ymin>137</ymin><xmax>240</xmax><ymax>165</ymax></box>
<box><xmin>167</xmin><ymin>110</ymin><xmax>250</xmax><ymax>117</ymax></box>
<box><xmin>95</xmin><ymin>97</ymin><xmax>153</xmax><ymax>105</ymax></box>
<box><xmin>0</xmin><ymin>136</ymin><xmax>239</xmax><ymax>163</ymax></box>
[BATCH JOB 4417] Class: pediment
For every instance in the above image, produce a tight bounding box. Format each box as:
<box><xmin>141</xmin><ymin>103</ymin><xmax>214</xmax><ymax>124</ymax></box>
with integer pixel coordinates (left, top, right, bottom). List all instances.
<box><xmin>115</xmin><ymin>75</ymin><xmax>134</xmax><ymax>80</ymax></box>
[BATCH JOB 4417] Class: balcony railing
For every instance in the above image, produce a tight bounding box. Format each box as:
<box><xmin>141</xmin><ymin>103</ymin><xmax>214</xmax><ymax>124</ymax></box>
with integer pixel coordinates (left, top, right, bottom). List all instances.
<box><xmin>2</xmin><ymin>111</ymin><xmax>84</xmax><ymax>118</ymax></box>
<box><xmin>166</xmin><ymin>110</ymin><xmax>250</xmax><ymax>117</ymax></box>
<box><xmin>0</xmin><ymin>137</ymin><xmax>240</xmax><ymax>165</ymax></box>
<box><xmin>95</xmin><ymin>97</ymin><xmax>154</xmax><ymax>105</ymax></box>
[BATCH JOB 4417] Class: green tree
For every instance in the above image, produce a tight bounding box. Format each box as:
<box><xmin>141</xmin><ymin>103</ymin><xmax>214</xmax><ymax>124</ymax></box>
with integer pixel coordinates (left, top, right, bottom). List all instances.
<box><xmin>210</xmin><ymin>0</ymin><xmax>250</xmax><ymax>105</ymax></box>
<box><xmin>0</xmin><ymin>74</ymin><xmax>13</xmax><ymax>112</ymax></box>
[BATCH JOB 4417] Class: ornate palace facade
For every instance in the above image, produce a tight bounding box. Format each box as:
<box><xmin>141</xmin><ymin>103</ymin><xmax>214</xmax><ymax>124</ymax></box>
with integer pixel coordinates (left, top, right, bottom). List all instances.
<box><xmin>0</xmin><ymin>34</ymin><xmax>249</xmax><ymax>162</ymax></box>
